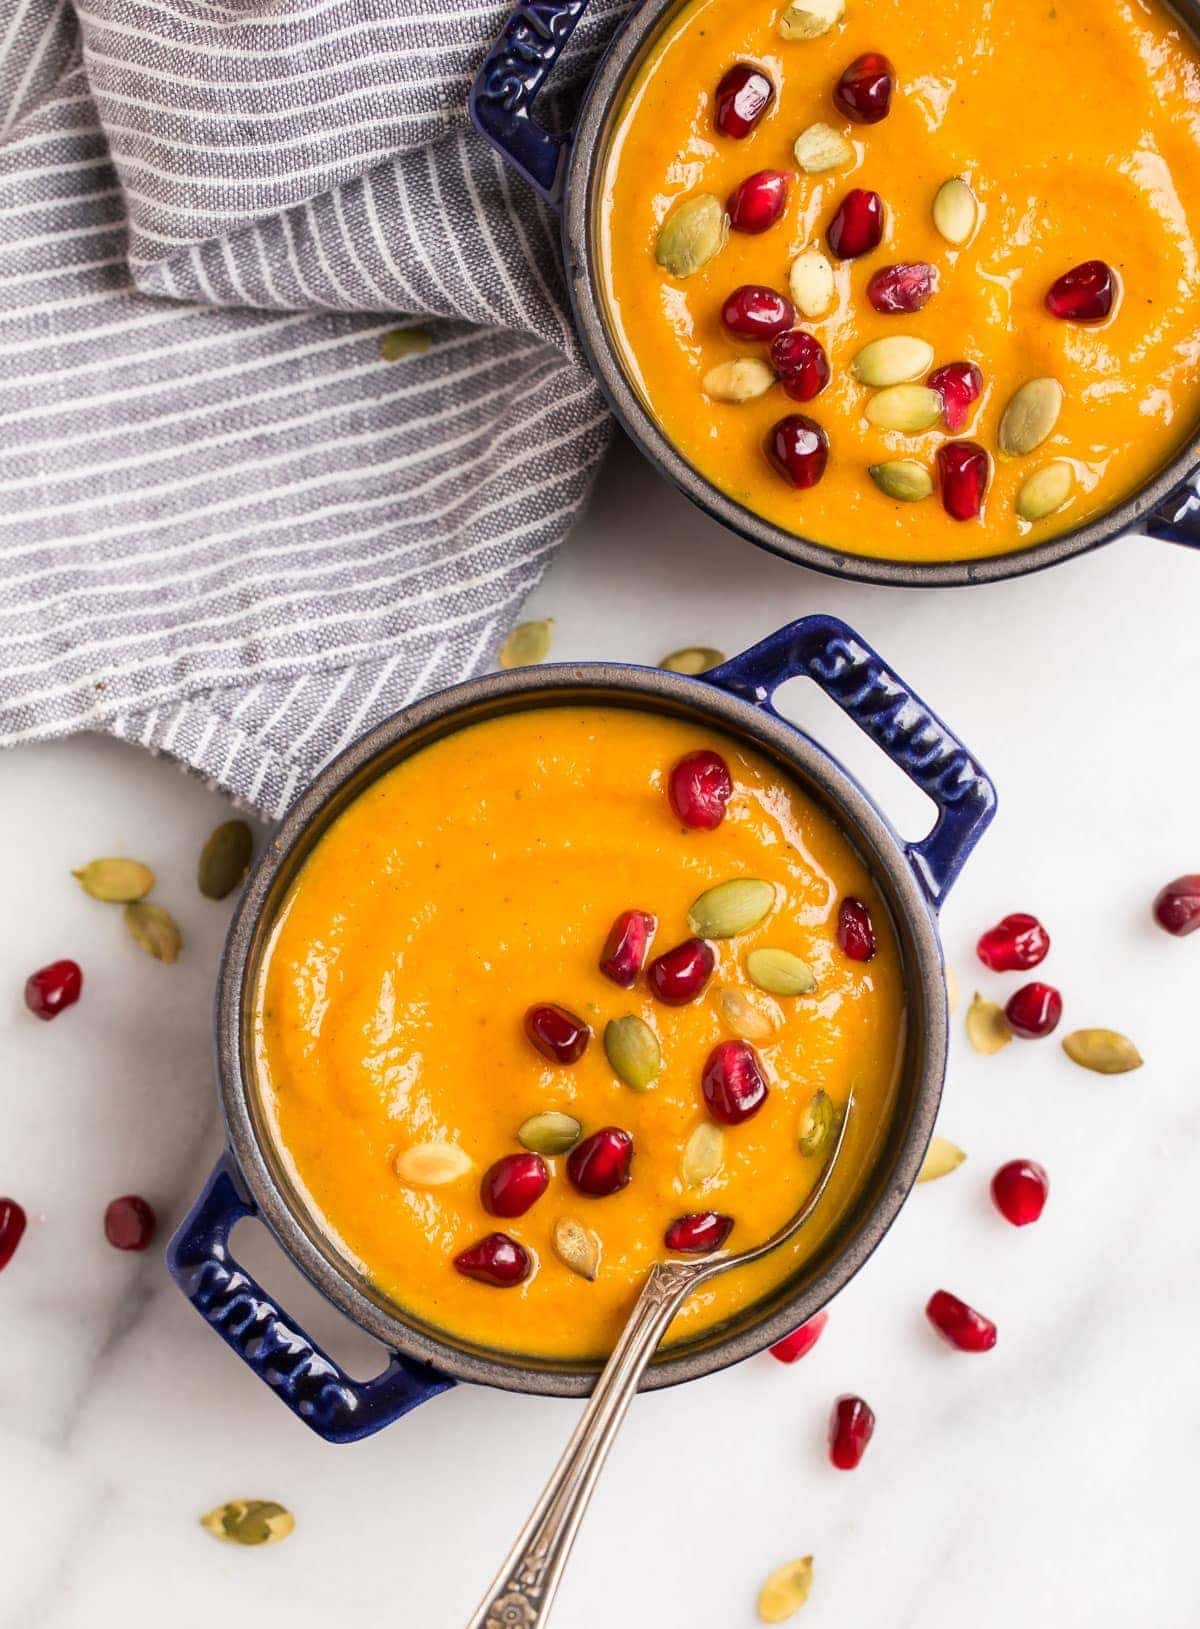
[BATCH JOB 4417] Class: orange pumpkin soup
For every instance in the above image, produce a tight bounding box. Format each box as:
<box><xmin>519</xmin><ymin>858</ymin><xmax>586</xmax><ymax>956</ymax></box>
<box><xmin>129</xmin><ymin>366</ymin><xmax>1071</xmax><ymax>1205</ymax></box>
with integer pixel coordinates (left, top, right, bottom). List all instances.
<box><xmin>255</xmin><ymin>707</ymin><xmax>905</xmax><ymax>1361</ymax></box>
<box><xmin>600</xmin><ymin>0</ymin><xmax>1200</xmax><ymax>561</ymax></box>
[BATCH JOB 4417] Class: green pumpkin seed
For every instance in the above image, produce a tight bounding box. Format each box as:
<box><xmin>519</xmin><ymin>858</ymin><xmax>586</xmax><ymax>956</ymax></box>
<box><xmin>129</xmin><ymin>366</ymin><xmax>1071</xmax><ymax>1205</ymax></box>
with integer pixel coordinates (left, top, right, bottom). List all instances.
<box><xmin>604</xmin><ymin>1015</ymin><xmax>662</xmax><ymax>1091</ymax></box>
<box><xmin>655</xmin><ymin>194</ymin><xmax>727</xmax><ymax>278</ymax></box>
<box><xmin>72</xmin><ymin>857</ymin><xmax>155</xmax><ymax>903</ymax></box>
<box><xmin>998</xmin><ymin>378</ymin><xmax>1064</xmax><ymax>456</ymax></box>
<box><xmin>680</xmin><ymin>1121</ymin><xmax>726</xmax><ymax>1188</ymax></box>
<box><xmin>379</xmin><ymin>327</ymin><xmax>430</xmax><ymax>362</ymax></box>
<box><xmin>869</xmin><ymin>458</ymin><xmax>934</xmax><ymax>503</ymax></box>
<box><xmin>758</xmin><ymin>1556</ymin><xmax>814</xmax><ymax>1623</ymax></box>
<box><xmin>660</xmin><ymin>645</ymin><xmax>726</xmax><ymax>675</ymax></box>
<box><xmin>917</xmin><ymin>1135</ymin><xmax>966</xmax><ymax>1183</ymax></box>
<box><xmin>716</xmin><ymin>985</ymin><xmax>777</xmax><ymax>1042</ymax></box>
<box><xmin>124</xmin><ymin>901</ymin><xmax>182</xmax><ymax>963</ymax></box>
<box><xmin>852</xmin><ymin>336</ymin><xmax>935</xmax><ymax>389</ymax></box>
<box><xmin>932</xmin><ymin>176</ymin><xmax>978</xmax><ymax>245</ymax></box>
<box><xmin>703</xmin><ymin>357</ymin><xmax>776</xmax><ymax>403</ymax></box>
<box><xmin>1016</xmin><ymin>460</ymin><xmax>1075</xmax><ymax>520</ymax></box>
<box><xmin>864</xmin><ymin>384</ymin><xmax>943</xmax><ymax>434</ymax></box>
<box><xmin>518</xmin><ymin>1111</ymin><xmax>583</xmax><ymax>1155</ymax></box>
<box><xmin>746</xmin><ymin>947</ymin><xmax>817</xmax><ymax>997</ymax></box>
<box><xmin>788</xmin><ymin>247</ymin><xmax>836</xmax><ymax>318</ymax></box>
<box><xmin>552</xmin><ymin>1217</ymin><xmax>601</xmax><ymax>1280</ymax></box>
<box><xmin>688</xmin><ymin>878</ymin><xmax>775</xmax><ymax>939</ymax></box>
<box><xmin>200</xmin><ymin>1500</ymin><xmax>294</xmax><ymax>1547</ymax></box>
<box><xmin>798</xmin><ymin>1089</ymin><xmax>838</xmax><ymax>1156</ymax></box>
<box><xmin>792</xmin><ymin>122</ymin><xmax>853</xmax><ymax>173</ymax></box>
<box><xmin>778</xmin><ymin>0</ymin><xmax>843</xmax><ymax>37</ymax></box>
<box><xmin>1061</xmin><ymin>1028</ymin><xmax>1143</xmax><ymax>1075</ymax></box>
<box><xmin>498</xmin><ymin>619</ymin><xmax>553</xmax><ymax>668</ymax></box>
<box><xmin>197</xmin><ymin>819</ymin><xmax>253</xmax><ymax>900</ymax></box>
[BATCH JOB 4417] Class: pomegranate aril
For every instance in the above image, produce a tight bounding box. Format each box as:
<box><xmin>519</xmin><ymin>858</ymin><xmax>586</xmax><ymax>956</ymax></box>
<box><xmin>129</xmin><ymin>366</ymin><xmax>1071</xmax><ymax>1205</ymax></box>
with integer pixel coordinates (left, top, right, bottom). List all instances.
<box><xmin>766</xmin><ymin>414</ymin><xmax>829</xmax><ymax>488</ymax></box>
<box><xmin>669</xmin><ymin>749</ymin><xmax>734</xmax><ymax>831</ymax></box>
<box><xmin>525</xmin><ymin>1003</ymin><xmax>590</xmax><ymax>1064</ymax></box>
<box><xmin>664</xmin><ymin>1211</ymin><xmax>735</xmax><ymax>1254</ymax></box>
<box><xmin>991</xmin><ymin>1159</ymin><xmax>1049</xmax><ymax>1226</ymax></box>
<box><xmin>567</xmin><ymin>1126</ymin><xmax>633</xmax><ymax>1197</ymax></box>
<box><xmin>721</xmin><ymin>285</ymin><xmax>795</xmax><ymax>342</ymax></box>
<box><xmin>1004</xmin><ymin>981</ymin><xmax>1062</xmax><ymax>1038</ymax></box>
<box><xmin>481</xmin><ymin>1153</ymin><xmax>549</xmax><ymax>1219</ymax></box>
<box><xmin>936</xmin><ymin>440</ymin><xmax>990</xmax><ymax>521</ymax></box>
<box><xmin>837</xmin><ymin>896</ymin><xmax>876</xmax><ymax>961</ymax></box>
<box><xmin>833</xmin><ymin>52</ymin><xmax>894</xmax><ymax>123</ymax></box>
<box><xmin>24</xmin><ymin>958</ymin><xmax>82</xmax><ymax>1021</ymax></box>
<box><xmin>926</xmin><ymin>1289</ymin><xmax>997</xmax><ymax>1352</ymax></box>
<box><xmin>714</xmin><ymin>63</ymin><xmax>775</xmax><ymax>139</ymax></box>
<box><xmin>702</xmin><ymin>1039</ymin><xmax>769</xmax><ymax>1124</ymax></box>
<box><xmin>454</xmin><ymin>1232</ymin><xmax>531</xmax><ymax>1287</ymax></box>
<box><xmin>1153</xmin><ymin>874</ymin><xmax>1200</xmax><ymax>937</ymax></box>
<box><xmin>0</xmin><ymin>1198</ymin><xmax>27</xmax><ymax>1271</ymax></box>
<box><xmin>727</xmin><ymin>170</ymin><xmax>789</xmax><ymax>234</ymax></box>
<box><xmin>769</xmin><ymin>1310</ymin><xmax>829</xmax><ymax>1364</ymax></box>
<box><xmin>769</xmin><ymin>330</ymin><xmax>830</xmax><ymax>403</ymax></box>
<box><xmin>648</xmin><ymin>937</ymin><xmax>716</xmax><ymax>1005</ymax></box>
<box><xmin>929</xmin><ymin>362</ymin><xmax>983</xmax><ymax>432</ymax></box>
<box><xmin>977</xmin><ymin>912</ymin><xmax>1050</xmax><ymax>971</ymax></box>
<box><xmin>1045</xmin><ymin>259</ymin><xmax>1116</xmax><ymax>323</ymax></box>
<box><xmin>829</xmin><ymin>1394</ymin><xmax>875</xmax><ymax>1469</ymax></box>
<box><xmin>599</xmin><ymin>909</ymin><xmax>657</xmax><ymax>986</ymax></box>
<box><xmin>826</xmin><ymin>189</ymin><xmax>884</xmax><ymax>259</ymax></box>
<box><xmin>867</xmin><ymin>262</ymin><xmax>936</xmax><ymax>314</ymax></box>
<box><xmin>103</xmin><ymin>1194</ymin><xmax>156</xmax><ymax>1251</ymax></box>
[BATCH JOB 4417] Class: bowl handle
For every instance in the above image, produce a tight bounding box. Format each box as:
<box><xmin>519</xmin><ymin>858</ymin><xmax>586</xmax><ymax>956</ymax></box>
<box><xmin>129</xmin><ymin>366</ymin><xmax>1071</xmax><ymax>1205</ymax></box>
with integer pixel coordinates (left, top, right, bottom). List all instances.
<box><xmin>1146</xmin><ymin>473</ymin><xmax>1200</xmax><ymax>547</ymax></box>
<box><xmin>469</xmin><ymin>0</ymin><xmax>594</xmax><ymax>207</ymax></box>
<box><xmin>166</xmin><ymin>1155</ymin><xmax>454</xmax><ymax>1443</ymax></box>
<box><xmin>704</xmin><ymin>615</ymin><xmax>997</xmax><ymax>908</ymax></box>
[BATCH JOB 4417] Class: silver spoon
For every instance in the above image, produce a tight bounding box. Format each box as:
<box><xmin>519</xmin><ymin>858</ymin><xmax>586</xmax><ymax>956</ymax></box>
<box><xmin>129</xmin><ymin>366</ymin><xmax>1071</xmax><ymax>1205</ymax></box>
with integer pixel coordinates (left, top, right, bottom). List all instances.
<box><xmin>465</xmin><ymin>1093</ymin><xmax>853</xmax><ymax>1629</ymax></box>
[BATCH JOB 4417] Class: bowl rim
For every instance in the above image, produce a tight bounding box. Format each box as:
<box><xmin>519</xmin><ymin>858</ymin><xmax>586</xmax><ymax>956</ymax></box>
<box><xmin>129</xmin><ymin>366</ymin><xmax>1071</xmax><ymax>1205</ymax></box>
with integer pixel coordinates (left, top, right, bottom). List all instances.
<box><xmin>216</xmin><ymin>661</ymin><xmax>948</xmax><ymax>1396</ymax></box>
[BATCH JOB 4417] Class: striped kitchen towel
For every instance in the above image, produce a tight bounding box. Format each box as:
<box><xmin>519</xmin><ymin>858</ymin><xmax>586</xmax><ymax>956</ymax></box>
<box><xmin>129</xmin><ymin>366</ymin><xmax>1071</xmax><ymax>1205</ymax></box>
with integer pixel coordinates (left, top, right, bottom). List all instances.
<box><xmin>0</xmin><ymin>0</ymin><xmax>626</xmax><ymax>815</ymax></box>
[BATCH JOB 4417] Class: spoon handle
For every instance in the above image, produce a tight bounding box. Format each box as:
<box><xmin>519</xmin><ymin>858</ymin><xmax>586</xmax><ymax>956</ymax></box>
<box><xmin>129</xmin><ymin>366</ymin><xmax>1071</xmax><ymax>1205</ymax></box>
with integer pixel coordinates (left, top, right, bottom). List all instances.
<box><xmin>464</xmin><ymin>1259</ymin><xmax>701</xmax><ymax>1629</ymax></box>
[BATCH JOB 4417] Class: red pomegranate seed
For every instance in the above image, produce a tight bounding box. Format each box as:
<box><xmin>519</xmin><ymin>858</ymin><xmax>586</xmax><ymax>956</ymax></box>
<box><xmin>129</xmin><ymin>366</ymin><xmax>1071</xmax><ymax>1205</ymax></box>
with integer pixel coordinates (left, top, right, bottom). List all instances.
<box><xmin>481</xmin><ymin>1153</ymin><xmax>549</xmax><ymax>1219</ymax></box>
<box><xmin>929</xmin><ymin>362</ymin><xmax>983</xmax><ymax>432</ymax></box>
<box><xmin>1045</xmin><ymin>259</ymin><xmax>1117</xmax><ymax>323</ymax></box>
<box><xmin>454</xmin><ymin>1232</ymin><xmax>531</xmax><ymax>1287</ymax></box>
<box><xmin>837</xmin><ymin>897</ymin><xmax>876</xmax><ymax>961</ymax></box>
<box><xmin>833</xmin><ymin>52</ymin><xmax>894</xmax><ymax>123</ymax></box>
<box><xmin>926</xmin><ymin>1289</ymin><xmax>997</xmax><ymax>1352</ymax></box>
<box><xmin>702</xmin><ymin>1039</ymin><xmax>769</xmax><ymax>1124</ymax></box>
<box><xmin>991</xmin><ymin>1159</ymin><xmax>1049</xmax><ymax>1226</ymax></box>
<box><xmin>766</xmin><ymin>415</ymin><xmax>829</xmax><ymax>488</ymax></box>
<box><xmin>1153</xmin><ymin>874</ymin><xmax>1200</xmax><ymax>936</ymax></box>
<box><xmin>826</xmin><ymin>189</ymin><xmax>884</xmax><ymax>260</ymax></box>
<box><xmin>722</xmin><ymin>284</ymin><xmax>795</xmax><ymax>341</ymax></box>
<box><xmin>727</xmin><ymin>170</ymin><xmax>789</xmax><ymax>234</ymax></box>
<box><xmin>769</xmin><ymin>330</ymin><xmax>830</xmax><ymax>403</ymax></box>
<box><xmin>669</xmin><ymin>749</ymin><xmax>734</xmax><ymax>830</ymax></box>
<box><xmin>648</xmin><ymin>937</ymin><xmax>716</xmax><ymax>1004</ymax></box>
<box><xmin>977</xmin><ymin>912</ymin><xmax>1050</xmax><ymax>971</ymax></box>
<box><xmin>867</xmin><ymin>262</ymin><xmax>936</xmax><ymax>314</ymax></box>
<box><xmin>769</xmin><ymin>1310</ymin><xmax>829</xmax><ymax>1363</ymax></box>
<box><xmin>0</xmin><ymin>1199</ymin><xmax>27</xmax><ymax>1271</ymax></box>
<box><xmin>567</xmin><ymin>1126</ymin><xmax>634</xmax><ymax>1197</ymax></box>
<box><xmin>714</xmin><ymin>63</ymin><xmax>775</xmax><ymax>138</ymax></box>
<box><xmin>829</xmin><ymin>1394</ymin><xmax>875</xmax><ymax>1469</ymax></box>
<box><xmin>103</xmin><ymin>1194</ymin><xmax>156</xmax><ymax>1251</ymax></box>
<box><xmin>1004</xmin><ymin>981</ymin><xmax>1062</xmax><ymax>1038</ymax></box>
<box><xmin>525</xmin><ymin>1003</ymin><xmax>590</xmax><ymax>1064</ymax></box>
<box><xmin>664</xmin><ymin>1211</ymin><xmax>735</xmax><ymax>1254</ymax></box>
<box><xmin>599</xmin><ymin>909</ymin><xmax>657</xmax><ymax>986</ymax></box>
<box><xmin>24</xmin><ymin>958</ymin><xmax>82</xmax><ymax>1021</ymax></box>
<box><xmin>936</xmin><ymin>440</ymin><xmax>990</xmax><ymax>521</ymax></box>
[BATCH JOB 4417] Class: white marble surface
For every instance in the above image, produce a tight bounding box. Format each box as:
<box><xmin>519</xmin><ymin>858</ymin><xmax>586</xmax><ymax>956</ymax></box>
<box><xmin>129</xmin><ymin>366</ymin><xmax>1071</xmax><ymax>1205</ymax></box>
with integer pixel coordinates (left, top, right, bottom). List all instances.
<box><xmin>3</xmin><ymin>436</ymin><xmax>1198</xmax><ymax>1629</ymax></box>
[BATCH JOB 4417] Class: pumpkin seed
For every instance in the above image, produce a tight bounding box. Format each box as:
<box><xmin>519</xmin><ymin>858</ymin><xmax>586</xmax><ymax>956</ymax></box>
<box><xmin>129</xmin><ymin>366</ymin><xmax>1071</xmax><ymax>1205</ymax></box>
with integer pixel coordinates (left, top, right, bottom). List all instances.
<box><xmin>864</xmin><ymin>384</ymin><xmax>943</xmax><ymax>433</ymax></box>
<box><xmin>655</xmin><ymin>194</ymin><xmax>727</xmax><ymax>278</ymax></box>
<box><xmin>660</xmin><ymin>645</ymin><xmax>726</xmax><ymax>675</ymax></box>
<box><xmin>1061</xmin><ymin>1028</ymin><xmax>1143</xmax><ymax>1075</ymax></box>
<box><xmin>72</xmin><ymin>857</ymin><xmax>154</xmax><ymax>903</ymax></box>
<box><xmin>379</xmin><ymin>327</ymin><xmax>430</xmax><ymax>362</ymax></box>
<box><xmin>746</xmin><ymin>947</ymin><xmax>817</xmax><ymax>997</ymax></box>
<box><xmin>852</xmin><ymin>336</ymin><xmax>935</xmax><ymax>388</ymax></box>
<box><xmin>200</xmin><ymin>1500</ymin><xmax>294</xmax><ymax>1547</ymax></box>
<box><xmin>1016</xmin><ymin>459</ymin><xmax>1074</xmax><ymax>520</ymax></box>
<box><xmin>393</xmin><ymin>1142</ymin><xmax>472</xmax><ymax>1186</ymax></box>
<box><xmin>517</xmin><ymin>1111</ymin><xmax>583</xmax><ymax>1155</ymax></box>
<box><xmin>998</xmin><ymin>378</ymin><xmax>1063</xmax><ymax>457</ymax></box>
<box><xmin>681</xmin><ymin>1121</ymin><xmax>726</xmax><ymax>1187</ymax></box>
<box><xmin>758</xmin><ymin>1556</ymin><xmax>814</xmax><ymax>1622</ymax></box>
<box><xmin>932</xmin><ymin>176</ymin><xmax>979</xmax><ymax>245</ymax></box>
<box><xmin>792</xmin><ymin>122</ymin><xmax>854</xmax><ymax>173</ymax></box>
<box><xmin>604</xmin><ymin>1015</ymin><xmax>662</xmax><ymax>1091</ymax></box>
<box><xmin>788</xmin><ymin>248</ymin><xmax>836</xmax><ymax>318</ymax></box>
<box><xmin>717</xmin><ymin>985</ymin><xmax>777</xmax><ymax>1042</ymax></box>
<box><xmin>918</xmin><ymin>1135</ymin><xmax>967</xmax><ymax>1183</ymax></box>
<box><xmin>688</xmin><ymin>878</ymin><xmax>775</xmax><ymax>938</ymax></box>
<box><xmin>798</xmin><ymin>1089</ymin><xmax>838</xmax><ymax>1156</ymax></box>
<box><xmin>966</xmin><ymin>991</ymin><xmax>1012</xmax><ymax>1054</ymax></box>
<box><xmin>498</xmin><ymin>619</ymin><xmax>553</xmax><ymax>668</ymax></box>
<box><xmin>868</xmin><ymin>458</ymin><xmax>934</xmax><ymax>502</ymax></box>
<box><xmin>552</xmin><ymin>1217</ymin><xmax>601</xmax><ymax>1281</ymax></box>
<box><xmin>778</xmin><ymin>0</ymin><xmax>843</xmax><ymax>37</ymax></box>
<box><xmin>703</xmin><ymin>357</ymin><xmax>776</xmax><ymax>403</ymax></box>
<box><xmin>124</xmin><ymin>901</ymin><xmax>182</xmax><ymax>963</ymax></box>
<box><xmin>197</xmin><ymin>819</ymin><xmax>253</xmax><ymax>900</ymax></box>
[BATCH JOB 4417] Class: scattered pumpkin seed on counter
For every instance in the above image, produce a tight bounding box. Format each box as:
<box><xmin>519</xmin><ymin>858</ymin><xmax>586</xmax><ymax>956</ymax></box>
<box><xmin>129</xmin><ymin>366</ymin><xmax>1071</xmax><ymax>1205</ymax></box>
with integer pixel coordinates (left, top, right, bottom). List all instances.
<box><xmin>1062</xmin><ymin>1028</ymin><xmax>1143</xmax><ymax>1074</ymax></box>
<box><xmin>966</xmin><ymin>991</ymin><xmax>1012</xmax><ymax>1054</ymax></box>
<box><xmin>73</xmin><ymin>857</ymin><xmax>155</xmax><ymax>903</ymax></box>
<box><xmin>746</xmin><ymin>948</ymin><xmax>817</xmax><ymax>997</ymax></box>
<box><xmin>518</xmin><ymin>1111</ymin><xmax>582</xmax><ymax>1155</ymax></box>
<box><xmin>798</xmin><ymin>1089</ymin><xmax>838</xmax><ymax>1156</ymax></box>
<box><xmin>918</xmin><ymin>1135</ymin><xmax>967</xmax><ymax>1182</ymax></box>
<box><xmin>655</xmin><ymin>193</ymin><xmax>728</xmax><ymax>278</ymax></box>
<box><xmin>688</xmin><ymin>878</ymin><xmax>775</xmax><ymax>938</ymax></box>
<box><xmin>604</xmin><ymin>1014</ymin><xmax>662</xmax><ymax>1090</ymax></box>
<box><xmin>379</xmin><ymin>327</ymin><xmax>430</xmax><ymax>362</ymax></box>
<box><xmin>660</xmin><ymin>645</ymin><xmax>726</xmax><ymax>674</ymax></box>
<box><xmin>498</xmin><ymin>619</ymin><xmax>554</xmax><ymax>669</ymax></box>
<box><xmin>552</xmin><ymin>1217</ymin><xmax>601</xmax><ymax>1280</ymax></box>
<box><xmin>200</xmin><ymin>1500</ymin><xmax>294</xmax><ymax>1547</ymax></box>
<box><xmin>758</xmin><ymin>1556</ymin><xmax>814</xmax><ymax>1623</ymax></box>
<box><xmin>124</xmin><ymin>901</ymin><xmax>182</xmax><ymax>964</ymax></box>
<box><xmin>198</xmin><ymin>819</ymin><xmax>253</xmax><ymax>901</ymax></box>
<box><xmin>681</xmin><ymin>1121</ymin><xmax>726</xmax><ymax>1187</ymax></box>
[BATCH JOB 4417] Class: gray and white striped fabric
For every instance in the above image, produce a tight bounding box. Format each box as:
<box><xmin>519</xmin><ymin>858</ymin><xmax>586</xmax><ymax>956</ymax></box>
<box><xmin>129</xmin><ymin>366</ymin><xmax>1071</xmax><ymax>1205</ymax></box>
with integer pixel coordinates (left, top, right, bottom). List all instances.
<box><xmin>0</xmin><ymin>0</ymin><xmax>626</xmax><ymax>814</ymax></box>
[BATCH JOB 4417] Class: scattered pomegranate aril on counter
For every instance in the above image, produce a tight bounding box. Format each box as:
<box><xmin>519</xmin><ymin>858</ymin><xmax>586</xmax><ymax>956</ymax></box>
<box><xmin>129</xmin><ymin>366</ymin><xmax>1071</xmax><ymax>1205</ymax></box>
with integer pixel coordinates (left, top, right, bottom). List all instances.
<box><xmin>936</xmin><ymin>440</ymin><xmax>990</xmax><ymax>521</ymax></box>
<box><xmin>648</xmin><ymin>937</ymin><xmax>716</xmax><ymax>1004</ymax></box>
<box><xmin>977</xmin><ymin>912</ymin><xmax>1050</xmax><ymax>971</ymax></box>
<box><xmin>599</xmin><ymin>909</ymin><xmax>657</xmax><ymax>987</ymax></box>
<box><xmin>714</xmin><ymin>63</ymin><xmax>775</xmax><ymax>138</ymax></box>
<box><xmin>1004</xmin><ymin>981</ymin><xmax>1062</xmax><ymax>1038</ymax></box>
<box><xmin>991</xmin><ymin>1159</ymin><xmax>1049</xmax><ymax>1226</ymax></box>
<box><xmin>770</xmin><ymin>1310</ymin><xmax>829</xmax><ymax>1363</ymax></box>
<box><xmin>453</xmin><ymin>1232</ymin><xmax>532</xmax><ymax>1287</ymax></box>
<box><xmin>926</xmin><ymin>1289</ymin><xmax>997</xmax><ymax>1352</ymax></box>
<box><xmin>24</xmin><ymin>958</ymin><xmax>82</xmax><ymax>1021</ymax></box>
<box><xmin>727</xmin><ymin>170</ymin><xmax>790</xmax><ymax>234</ymax></box>
<box><xmin>702</xmin><ymin>1039</ymin><xmax>770</xmax><ymax>1124</ymax></box>
<box><xmin>567</xmin><ymin>1127</ymin><xmax>634</xmax><ymax>1197</ymax></box>
<box><xmin>1152</xmin><ymin>874</ymin><xmax>1200</xmax><ymax>936</ymax></box>
<box><xmin>0</xmin><ymin>1199</ymin><xmax>27</xmax><ymax>1271</ymax></box>
<box><xmin>669</xmin><ymin>749</ymin><xmax>734</xmax><ymax>830</ymax></box>
<box><xmin>833</xmin><ymin>52</ymin><xmax>895</xmax><ymax>123</ymax></box>
<box><xmin>103</xmin><ymin>1194</ymin><xmax>157</xmax><ymax>1251</ymax></box>
<box><xmin>525</xmin><ymin>1002</ymin><xmax>591</xmax><ymax>1064</ymax></box>
<box><xmin>766</xmin><ymin>414</ymin><xmax>830</xmax><ymax>488</ymax></box>
<box><xmin>721</xmin><ymin>284</ymin><xmax>796</xmax><ymax>341</ymax></box>
<box><xmin>481</xmin><ymin>1153</ymin><xmax>549</xmax><ymax>1219</ymax></box>
<box><xmin>1045</xmin><ymin>259</ymin><xmax>1117</xmax><ymax>323</ymax></box>
<box><xmin>664</xmin><ymin>1211</ymin><xmax>735</xmax><ymax>1254</ymax></box>
<box><xmin>829</xmin><ymin>1394</ymin><xmax>875</xmax><ymax>1469</ymax></box>
<box><xmin>770</xmin><ymin>330</ymin><xmax>831</xmax><ymax>402</ymax></box>
<box><xmin>837</xmin><ymin>897</ymin><xmax>876</xmax><ymax>961</ymax></box>
<box><xmin>826</xmin><ymin>188</ymin><xmax>884</xmax><ymax>259</ymax></box>
<box><xmin>867</xmin><ymin>262</ymin><xmax>937</xmax><ymax>314</ymax></box>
